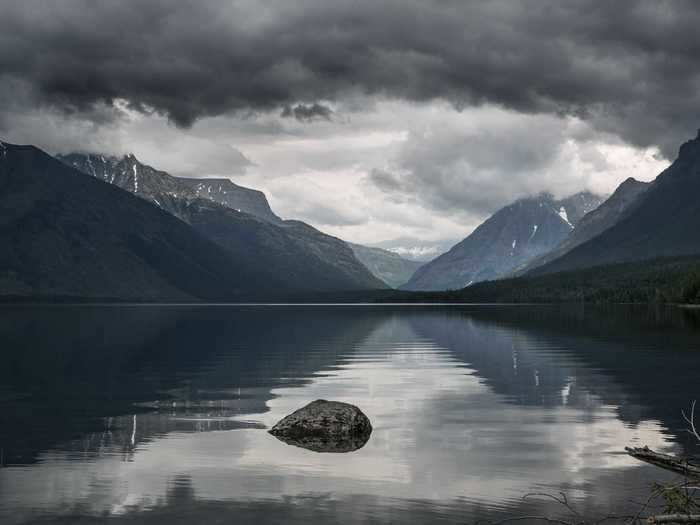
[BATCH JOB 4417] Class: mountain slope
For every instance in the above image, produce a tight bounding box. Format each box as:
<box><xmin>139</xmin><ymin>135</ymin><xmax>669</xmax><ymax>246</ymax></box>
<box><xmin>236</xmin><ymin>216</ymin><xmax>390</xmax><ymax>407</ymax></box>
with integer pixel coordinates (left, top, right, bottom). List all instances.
<box><xmin>0</xmin><ymin>142</ymin><xmax>287</xmax><ymax>300</ymax></box>
<box><xmin>177</xmin><ymin>202</ymin><xmax>388</xmax><ymax>292</ymax></box>
<box><xmin>57</xmin><ymin>153</ymin><xmax>280</xmax><ymax>223</ymax></box>
<box><xmin>348</xmin><ymin>243</ymin><xmax>423</xmax><ymax>288</ymax></box>
<box><xmin>531</xmin><ymin>131</ymin><xmax>700</xmax><ymax>275</ymax></box>
<box><xmin>520</xmin><ymin>178</ymin><xmax>650</xmax><ymax>274</ymax></box>
<box><xmin>278</xmin><ymin>221</ymin><xmax>389</xmax><ymax>289</ymax></box>
<box><xmin>401</xmin><ymin>192</ymin><xmax>603</xmax><ymax>291</ymax></box>
<box><xmin>60</xmin><ymin>152</ymin><xmax>386</xmax><ymax>292</ymax></box>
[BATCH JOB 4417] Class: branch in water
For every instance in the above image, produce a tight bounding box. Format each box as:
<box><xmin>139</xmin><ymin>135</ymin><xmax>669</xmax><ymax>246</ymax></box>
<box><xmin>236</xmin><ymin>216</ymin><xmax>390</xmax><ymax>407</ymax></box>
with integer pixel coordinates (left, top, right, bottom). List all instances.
<box><xmin>626</xmin><ymin>447</ymin><xmax>700</xmax><ymax>479</ymax></box>
<box><xmin>647</xmin><ymin>514</ymin><xmax>700</xmax><ymax>524</ymax></box>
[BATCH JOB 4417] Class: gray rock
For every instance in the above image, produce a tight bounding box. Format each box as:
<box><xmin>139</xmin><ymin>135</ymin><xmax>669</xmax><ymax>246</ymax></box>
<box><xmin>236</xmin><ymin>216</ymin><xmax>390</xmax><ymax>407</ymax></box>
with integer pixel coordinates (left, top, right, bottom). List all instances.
<box><xmin>269</xmin><ymin>399</ymin><xmax>372</xmax><ymax>453</ymax></box>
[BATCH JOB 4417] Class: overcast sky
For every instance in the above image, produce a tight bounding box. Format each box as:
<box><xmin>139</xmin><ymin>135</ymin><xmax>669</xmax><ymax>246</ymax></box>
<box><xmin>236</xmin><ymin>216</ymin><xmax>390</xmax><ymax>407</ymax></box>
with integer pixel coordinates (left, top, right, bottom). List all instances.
<box><xmin>2</xmin><ymin>0</ymin><xmax>697</xmax><ymax>247</ymax></box>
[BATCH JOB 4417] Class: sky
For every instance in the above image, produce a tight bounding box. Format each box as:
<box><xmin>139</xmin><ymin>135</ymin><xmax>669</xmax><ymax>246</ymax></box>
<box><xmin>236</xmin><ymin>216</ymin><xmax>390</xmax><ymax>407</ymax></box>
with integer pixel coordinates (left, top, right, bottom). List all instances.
<box><xmin>1</xmin><ymin>0</ymin><xmax>697</xmax><ymax>249</ymax></box>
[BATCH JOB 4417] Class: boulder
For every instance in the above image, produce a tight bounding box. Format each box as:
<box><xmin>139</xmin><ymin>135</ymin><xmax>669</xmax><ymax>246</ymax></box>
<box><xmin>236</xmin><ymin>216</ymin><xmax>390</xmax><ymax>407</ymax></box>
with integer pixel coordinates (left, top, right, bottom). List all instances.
<box><xmin>269</xmin><ymin>399</ymin><xmax>372</xmax><ymax>453</ymax></box>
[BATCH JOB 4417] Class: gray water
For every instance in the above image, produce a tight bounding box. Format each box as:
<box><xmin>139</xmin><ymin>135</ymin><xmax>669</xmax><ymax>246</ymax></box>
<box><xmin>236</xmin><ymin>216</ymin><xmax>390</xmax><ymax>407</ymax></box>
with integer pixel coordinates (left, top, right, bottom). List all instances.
<box><xmin>1</xmin><ymin>304</ymin><xmax>699</xmax><ymax>524</ymax></box>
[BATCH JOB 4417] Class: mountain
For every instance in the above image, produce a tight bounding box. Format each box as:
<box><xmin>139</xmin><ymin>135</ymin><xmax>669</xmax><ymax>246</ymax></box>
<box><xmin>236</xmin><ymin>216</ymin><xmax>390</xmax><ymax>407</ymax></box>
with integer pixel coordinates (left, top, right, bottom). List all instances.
<box><xmin>57</xmin><ymin>153</ymin><xmax>280</xmax><ymax>223</ymax></box>
<box><xmin>401</xmin><ymin>191</ymin><xmax>603</xmax><ymax>291</ymax></box>
<box><xmin>277</xmin><ymin>221</ymin><xmax>389</xmax><ymax>289</ymax></box>
<box><xmin>531</xmin><ymin>130</ymin><xmax>700</xmax><ymax>275</ymax></box>
<box><xmin>519</xmin><ymin>178</ymin><xmax>650</xmax><ymax>273</ymax></box>
<box><xmin>348</xmin><ymin>243</ymin><xmax>423</xmax><ymax>288</ymax></box>
<box><xmin>59</xmin><ymin>152</ymin><xmax>386</xmax><ymax>292</ymax></box>
<box><xmin>0</xmin><ymin>141</ymin><xmax>288</xmax><ymax>301</ymax></box>
<box><xmin>369</xmin><ymin>237</ymin><xmax>455</xmax><ymax>262</ymax></box>
<box><xmin>167</xmin><ymin>201</ymin><xmax>388</xmax><ymax>292</ymax></box>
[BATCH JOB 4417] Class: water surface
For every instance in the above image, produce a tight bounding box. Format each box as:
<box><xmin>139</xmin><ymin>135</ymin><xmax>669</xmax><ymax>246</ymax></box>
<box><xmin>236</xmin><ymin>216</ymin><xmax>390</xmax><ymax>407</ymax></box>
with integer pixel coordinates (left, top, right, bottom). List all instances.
<box><xmin>1</xmin><ymin>305</ymin><xmax>699</xmax><ymax>524</ymax></box>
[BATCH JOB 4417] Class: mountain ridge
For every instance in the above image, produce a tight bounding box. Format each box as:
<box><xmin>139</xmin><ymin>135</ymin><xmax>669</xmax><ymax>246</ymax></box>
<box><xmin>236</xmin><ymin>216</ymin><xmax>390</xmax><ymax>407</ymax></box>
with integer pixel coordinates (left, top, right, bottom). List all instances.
<box><xmin>57</xmin><ymin>153</ymin><xmax>281</xmax><ymax>223</ymax></box>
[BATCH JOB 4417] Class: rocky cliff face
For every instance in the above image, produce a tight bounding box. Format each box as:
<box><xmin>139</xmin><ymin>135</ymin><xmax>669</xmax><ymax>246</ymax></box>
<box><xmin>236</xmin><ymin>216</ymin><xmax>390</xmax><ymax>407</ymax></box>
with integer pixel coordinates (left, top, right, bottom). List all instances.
<box><xmin>178</xmin><ymin>177</ymin><xmax>281</xmax><ymax>223</ymax></box>
<box><xmin>57</xmin><ymin>153</ymin><xmax>279</xmax><ymax>223</ymax></box>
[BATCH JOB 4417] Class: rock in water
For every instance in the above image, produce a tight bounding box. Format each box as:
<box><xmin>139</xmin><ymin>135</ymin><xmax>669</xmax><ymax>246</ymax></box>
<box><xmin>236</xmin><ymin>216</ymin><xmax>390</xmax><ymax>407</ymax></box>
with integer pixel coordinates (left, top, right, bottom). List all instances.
<box><xmin>269</xmin><ymin>399</ymin><xmax>372</xmax><ymax>453</ymax></box>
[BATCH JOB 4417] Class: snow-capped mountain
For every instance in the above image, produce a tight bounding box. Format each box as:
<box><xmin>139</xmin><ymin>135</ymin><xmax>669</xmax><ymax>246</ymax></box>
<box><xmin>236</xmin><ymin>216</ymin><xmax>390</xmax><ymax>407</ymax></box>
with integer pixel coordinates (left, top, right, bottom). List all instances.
<box><xmin>531</xmin><ymin>129</ymin><xmax>700</xmax><ymax>275</ymax></box>
<box><xmin>401</xmin><ymin>191</ymin><xmax>604</xmax><ymax>291</ymax></box>
<box><xmin>57</xmin><ymin>153</ymin><xmax>280</xmax><ymax>223</ymax></box>
<box><xmin>521</xmin><ymin>178</ymin><xmax>650</xmax><ymax>274</ymax></box>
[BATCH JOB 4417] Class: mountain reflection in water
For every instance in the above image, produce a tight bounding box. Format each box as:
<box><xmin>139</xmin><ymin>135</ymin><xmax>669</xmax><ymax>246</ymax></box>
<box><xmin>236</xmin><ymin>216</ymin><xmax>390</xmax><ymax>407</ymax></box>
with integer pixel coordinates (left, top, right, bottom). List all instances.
<box><xmin>0</xmin><ymin>304</ymin><xmax>698</xmax><ymax>525</ymax></box>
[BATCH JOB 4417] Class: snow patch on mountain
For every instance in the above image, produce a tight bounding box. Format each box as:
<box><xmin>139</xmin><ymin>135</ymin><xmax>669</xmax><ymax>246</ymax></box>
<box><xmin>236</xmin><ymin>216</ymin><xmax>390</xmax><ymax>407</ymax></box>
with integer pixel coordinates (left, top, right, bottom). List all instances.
<box><xmin>132</xmin><ymin>164</ymin><xmax>138</xmax><ymax>192</ymax></box>
<box><xmin>558</xmin><ymin>206</ymin><xmax>572</xmax><ymax>227</ymax></box>
<box><xmin>530</xmin><ymin>224</ymin><xmax>538</xmax><ymax>239</ymax></box>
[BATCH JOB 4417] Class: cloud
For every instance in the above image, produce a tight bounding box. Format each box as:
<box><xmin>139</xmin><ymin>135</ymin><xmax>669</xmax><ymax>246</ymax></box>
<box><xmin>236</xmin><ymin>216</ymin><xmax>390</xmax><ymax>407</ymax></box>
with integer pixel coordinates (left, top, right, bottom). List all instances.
<box><xmin>368</xmin><ymin>168</ymin><xmax>404</xmax><ymax>193</ymax></box>
<box><xmin>267</xmin><ymin>172</ymin><xmax>370</xmax><ymax>227</ymax></box>
<box><xmin>366</xmin><ymin>105</ymin><xmax>668</xmax><ymax>221</ymax></box>
<box><xmin>281</xmin><ymin>103</ymin><xmax>333</xmax><ymax>122</ymax></box>
<box><xmin>0</xmin><ymin>3</ymin><xmax>688</xmax><ymax>247</ymax></box>
<box><xmin>2</xmin><ymin>1</ymin><xmax>700</xmax><ymax>156</ymax></box>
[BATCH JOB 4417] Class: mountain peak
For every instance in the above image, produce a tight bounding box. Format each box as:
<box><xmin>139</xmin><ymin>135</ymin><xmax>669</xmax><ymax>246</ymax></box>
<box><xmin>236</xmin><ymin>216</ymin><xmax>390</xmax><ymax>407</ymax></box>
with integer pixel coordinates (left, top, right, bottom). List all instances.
<box><xmin>677</xmin><ymin>129</ymin><xmax>700</xmax><ymax>160</ymax></box>
<box><xmin>616</xmin><ymin>177</ymin><xmax>647</xmax><ymax>192</ymax></box>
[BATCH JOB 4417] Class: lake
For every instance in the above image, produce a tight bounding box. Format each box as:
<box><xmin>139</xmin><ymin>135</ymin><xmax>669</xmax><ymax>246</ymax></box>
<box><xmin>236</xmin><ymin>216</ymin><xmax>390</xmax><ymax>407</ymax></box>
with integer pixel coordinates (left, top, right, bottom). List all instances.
<box><xmin>1</xmin><ymin>304</ymin><xmax>699</xmax><ymax>524</ymax></box>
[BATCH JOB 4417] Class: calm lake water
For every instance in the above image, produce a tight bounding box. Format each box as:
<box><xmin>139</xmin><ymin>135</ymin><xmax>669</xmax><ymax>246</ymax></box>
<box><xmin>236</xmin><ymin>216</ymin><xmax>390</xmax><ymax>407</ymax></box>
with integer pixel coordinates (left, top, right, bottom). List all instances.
<box><xmin>1</xmin><ymin>304</ymin><xmax>699</xmax><ymax>524</ymax></box>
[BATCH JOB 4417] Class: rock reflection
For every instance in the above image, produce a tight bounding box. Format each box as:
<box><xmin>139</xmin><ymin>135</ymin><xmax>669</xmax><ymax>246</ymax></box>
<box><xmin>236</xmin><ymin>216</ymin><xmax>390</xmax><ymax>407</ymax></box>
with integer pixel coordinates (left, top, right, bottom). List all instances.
<box><xmin>270</xmin><ymin>431</ymin><xmax>372</xmax><ymax>453</ymax></box>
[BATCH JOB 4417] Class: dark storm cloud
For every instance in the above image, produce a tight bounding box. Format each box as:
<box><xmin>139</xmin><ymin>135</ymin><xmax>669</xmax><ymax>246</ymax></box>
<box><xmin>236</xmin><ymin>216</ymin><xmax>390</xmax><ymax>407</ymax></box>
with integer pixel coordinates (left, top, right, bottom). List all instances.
<box><xmin>2</xmin><ymin>0</ymin><xmax>700</xmax><ymax>156</ymax></box>
<box><xmin>281</xmin><ymin>103</ymin><xmax>333</xmax><ymax>122</ymax></box>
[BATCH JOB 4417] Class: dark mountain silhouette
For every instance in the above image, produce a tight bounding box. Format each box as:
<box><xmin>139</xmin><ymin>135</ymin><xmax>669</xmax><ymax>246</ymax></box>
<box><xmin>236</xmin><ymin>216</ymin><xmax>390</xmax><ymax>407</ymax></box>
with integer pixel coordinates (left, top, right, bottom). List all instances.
<box><xmin>179</xmin><ymin>200</ymin><xmax>388</xmax><ymax>292</ymax></box>
<box><xmin>0</xmin><ymin>141</ymin><xmax>287</xmax><ymax>301</ymax></box>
